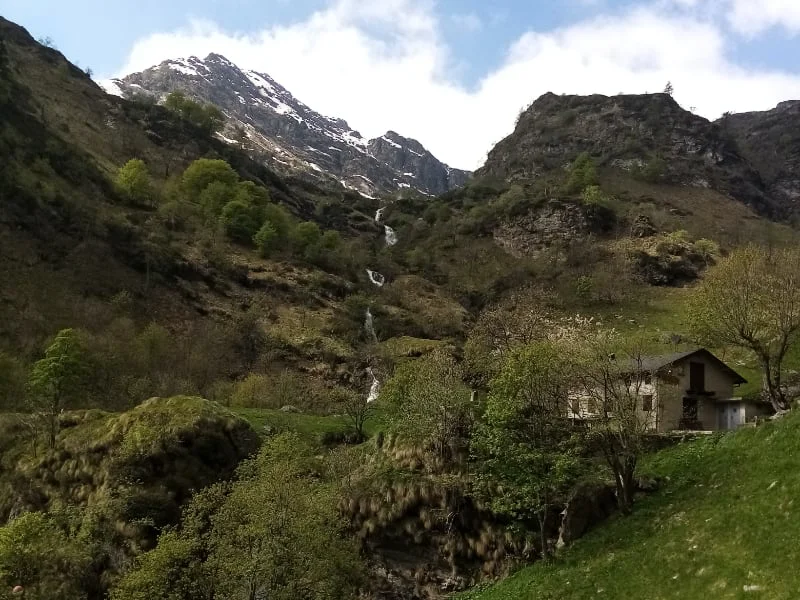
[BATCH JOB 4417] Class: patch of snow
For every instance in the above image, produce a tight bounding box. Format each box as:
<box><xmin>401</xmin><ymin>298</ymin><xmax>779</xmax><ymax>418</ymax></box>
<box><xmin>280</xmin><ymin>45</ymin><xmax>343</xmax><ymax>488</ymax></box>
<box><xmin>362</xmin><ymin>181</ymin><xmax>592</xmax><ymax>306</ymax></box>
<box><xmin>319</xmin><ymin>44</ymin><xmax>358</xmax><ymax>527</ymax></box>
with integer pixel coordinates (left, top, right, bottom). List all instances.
<box><xmin>356</xmin><ymin>174</ymin><xmax>375</xmax><ymax>184</ymax></box>
<box><xmin>398</xmin><ymin>182</ymin><xmax>411</xmax><ymax>189</ymax></box>
<box><xmin>168</xmin><ymin>61</ymin><xmax>199</xmax><ymax>76</ymax></box>
<box><xmin>216</xmin><ymin>133</ymin><xmax>238</xmax><ymax>145</ymax></box>
<box><xmin>342</xmin><ymin>131</ymin><xmax>368</xmax><ymax>151</ymax></box>
<box><xmin>99</xmin><ymin>79</ymin><xmax>124</xmax><ymax>97</ymax></box>
<box><xmin>375</xmin><ymin>207</ymin><xmax>385</xmax><ymax>223</ymax></box>
<box><xmin>245</xmin><ymin>71</ymin><xmax>276</xmax><ymax>94</ymax></box>
<box><xmin>408</xmin><ymin>149</ymin><xmax>423</xmax><ymax>157</ymax></box>
<box><xmin>306</xmin><ymin>162</ymin><xmax>324</xmax><ymax>173</ymax></box>
<box><xmin>381</xmin><ymin>135</ymin><xmax>402</xmax><ymax>149</ymax></box>
<box><xmin>328</xmin><ymin>146</ymin><xmax>343</xmax><ymax>152</ymax></box>
<box><xmin>403</xmin><ymin>172</ymin><xmax>416</xmax><ymax>177</ymax></box>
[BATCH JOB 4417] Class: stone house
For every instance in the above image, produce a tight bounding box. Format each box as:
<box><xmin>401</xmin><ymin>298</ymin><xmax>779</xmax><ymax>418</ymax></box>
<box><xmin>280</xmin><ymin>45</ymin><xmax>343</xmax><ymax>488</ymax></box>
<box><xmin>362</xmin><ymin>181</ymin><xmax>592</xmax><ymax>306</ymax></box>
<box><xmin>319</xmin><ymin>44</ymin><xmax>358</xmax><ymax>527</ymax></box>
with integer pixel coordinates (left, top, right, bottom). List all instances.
<box><xmin>568</xmin><ymin>348</ymin><xmax>772</xmax><ymax>432</ymax></box>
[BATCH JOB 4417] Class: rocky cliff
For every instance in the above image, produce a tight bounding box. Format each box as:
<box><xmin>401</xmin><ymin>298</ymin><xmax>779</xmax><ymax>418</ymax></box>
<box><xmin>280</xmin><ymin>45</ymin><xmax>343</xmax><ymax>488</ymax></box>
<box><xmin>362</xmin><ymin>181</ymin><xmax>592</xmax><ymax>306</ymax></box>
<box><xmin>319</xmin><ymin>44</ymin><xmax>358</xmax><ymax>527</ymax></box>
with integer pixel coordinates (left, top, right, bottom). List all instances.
<box><xmin>478</xmin><ymin>92</ymin><xmax>777</xmax><ymax>217</ymax></box>
<box><xmin>102</xmin><ymin>54</ymin><xmax>470</xmax><ymax>198</ymax></box>
<box><xmin>720</xmin><ymin>101</ymin><xmax>800</xmax><ymax>212</ymax></box>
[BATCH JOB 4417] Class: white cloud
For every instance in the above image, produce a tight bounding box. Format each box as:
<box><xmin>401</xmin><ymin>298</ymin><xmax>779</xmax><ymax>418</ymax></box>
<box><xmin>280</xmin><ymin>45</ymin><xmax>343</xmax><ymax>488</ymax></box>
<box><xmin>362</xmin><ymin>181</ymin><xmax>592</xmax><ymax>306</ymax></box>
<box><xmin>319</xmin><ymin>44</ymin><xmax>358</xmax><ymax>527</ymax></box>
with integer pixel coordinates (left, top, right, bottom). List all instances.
<box><xmin>113</xmin><ymin>0</ymin><xmax>800</xmax><ymax>170</ymax></box>
<box><xmin>727</xmin><ymin>0</ymin><xmax>800</xmax><ymax>35</ymax></box>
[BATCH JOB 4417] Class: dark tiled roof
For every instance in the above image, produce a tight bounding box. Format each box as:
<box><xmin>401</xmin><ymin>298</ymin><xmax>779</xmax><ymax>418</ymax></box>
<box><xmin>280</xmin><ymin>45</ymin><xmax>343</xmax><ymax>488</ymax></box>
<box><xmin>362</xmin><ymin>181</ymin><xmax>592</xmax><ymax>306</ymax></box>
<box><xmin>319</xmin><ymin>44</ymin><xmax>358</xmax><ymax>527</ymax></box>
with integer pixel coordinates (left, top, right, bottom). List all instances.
<box><xmin>626</xmin><ymin>348</ymin><xmax>747</xmax><ymax>384</ymax></box>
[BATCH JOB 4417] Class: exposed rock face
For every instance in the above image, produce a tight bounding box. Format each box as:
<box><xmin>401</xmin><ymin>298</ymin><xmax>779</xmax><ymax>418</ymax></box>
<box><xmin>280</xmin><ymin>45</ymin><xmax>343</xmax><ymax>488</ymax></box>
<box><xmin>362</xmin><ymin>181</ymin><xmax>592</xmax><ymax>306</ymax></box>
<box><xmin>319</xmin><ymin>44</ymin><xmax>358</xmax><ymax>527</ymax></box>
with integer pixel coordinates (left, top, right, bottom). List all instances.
<box><xmin>720</xmin><ymin>101</ymin><xmax>800</xmax><ymax>213</ymax></box>
<box><xmin>102</xmin><ymin>54</ymin><xmax>470</xmax><ymax>198</ymax></box>
<box><xmin>493</xmin><ymin>200</ymin><xmax>616</xmax><ymax>257</ymax></box>
<box><xmin>557</xmin><ymin>482</ymin><xmax>618</xmax><ymax>548</ymax></box>
<box><xmin>478</xmin><ymin>92</ymin><xmax>777</xmax><ymax>217</ymax></box>
<box><xmin>631</xmin><ymin>242</ymin><xmax>708</xmax><ymax>286</ymax></box>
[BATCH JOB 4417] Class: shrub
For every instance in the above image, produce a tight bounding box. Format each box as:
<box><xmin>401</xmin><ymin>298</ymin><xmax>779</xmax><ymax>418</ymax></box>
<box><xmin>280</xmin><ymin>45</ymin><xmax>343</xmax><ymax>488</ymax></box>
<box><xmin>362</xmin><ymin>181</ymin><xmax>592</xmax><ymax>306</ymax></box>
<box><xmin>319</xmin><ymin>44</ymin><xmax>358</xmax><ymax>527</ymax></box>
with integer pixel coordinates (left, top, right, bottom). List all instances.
<box><xmin>116</xmin><ymin>159</ymin><xmax>155</xmax><ymax>206</ymax></box>
<box><xmin>220</xmin><ymin>200</ymin><xmax>260</xmax><ymax>244</ymax></box>
<box><xmin>565</xmin><ymin>152</ymin><xmax>598</xmax><ymax>193</ymax></box>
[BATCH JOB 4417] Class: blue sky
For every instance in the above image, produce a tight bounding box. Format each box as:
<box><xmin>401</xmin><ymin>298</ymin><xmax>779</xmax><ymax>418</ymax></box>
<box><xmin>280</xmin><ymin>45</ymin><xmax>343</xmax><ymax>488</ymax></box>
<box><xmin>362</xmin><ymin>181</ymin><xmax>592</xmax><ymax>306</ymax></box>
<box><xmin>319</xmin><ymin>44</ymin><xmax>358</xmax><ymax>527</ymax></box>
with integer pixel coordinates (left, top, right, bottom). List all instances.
<box><xmin>3</xmin><ymin>0</ymin><xmax>800</xmax><ymax>168</ymax></box>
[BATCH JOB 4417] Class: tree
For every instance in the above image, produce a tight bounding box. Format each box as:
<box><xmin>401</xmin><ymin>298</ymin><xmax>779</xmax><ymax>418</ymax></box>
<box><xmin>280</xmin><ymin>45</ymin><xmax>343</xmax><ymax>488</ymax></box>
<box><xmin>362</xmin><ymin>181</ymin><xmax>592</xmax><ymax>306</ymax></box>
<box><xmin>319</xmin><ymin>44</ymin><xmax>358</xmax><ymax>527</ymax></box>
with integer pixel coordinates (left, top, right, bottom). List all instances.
<box><xmin>164</xmin><ymin>92</ymin><xmax>224</xmax><ymax>134</ymax></box>
<box><xmin>663</xmin><ymin>81</ymin><xmax>674</xmax><ymax>96</ymax></box>
<box><xmin>28</xmin><ymin>329</ymin><xmax>89</xmax><ymax>448</ymax></box>
<box><xmin>220</xmin><ymin>200</ymin><xmax>260</xmax><ymax>244</ymax></box>
<box><xmin>0</xmin><ymin>512</ymin><xmax>92</xmax><ymax>600</ymax></box>
<box><xmin>181</xmin><ymin>159</ymin><xmax>238</xmax><ymax>201</ymax></box>
<box><xmin>689</xmin><ymin>245</ymin><xmax>800</xmax><ymax>412</ymax></box>
<box><xmin>198</xmin><ymin>181</ymin><xmax>237</xmax><ymax>221</ymax></box>
<box><xmin>564</xmin><ymin>152</ymin><xmax>598</xmax><ymax>193</ymax></box>
<box><xmin>338</xmin><ymin>388</ymin><xmax>374</xmax><ymax>443</ymax></box>
<box><xmin>381</xmin><ymin>350</ymin><xmax>473</xmax><ymax>460</ymax></box>
<box><xmin>116</xmin><ymin>159</ymin><xmax>155</xmax><ymax>206</ymax></box>
<box><xmin>290</xmin><ymin>221</ymin><xmax>322</xmax><ymax>256</ymax></box>
<box><xmin>253</xmin><ymin>222</ymin><xmax>279</xmax><ymax>257</ymax></box>
<box><xmin>565</xmin><ymin>330</ymin><xmax>666</xmax><ymax>513</ymax></box>
<box><xmin>472</xmin><ymin>342</ymin><xmax>585</xmax><ymax>559</ymax></box>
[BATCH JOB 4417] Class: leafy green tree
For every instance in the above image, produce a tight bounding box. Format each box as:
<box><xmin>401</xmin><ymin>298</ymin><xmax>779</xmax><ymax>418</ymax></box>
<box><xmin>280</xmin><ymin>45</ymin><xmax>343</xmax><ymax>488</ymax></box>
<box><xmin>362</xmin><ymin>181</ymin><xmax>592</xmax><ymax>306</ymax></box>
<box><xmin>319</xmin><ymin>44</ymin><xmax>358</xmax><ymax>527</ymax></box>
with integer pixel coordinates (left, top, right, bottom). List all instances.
<box><xmin>565</xmin><ymin>152</ymin><xmax>598</xmax><ymax>193</ymax></box>
<box><xmin>198</xmin><ymin>180</ymin><xmax>236</xmax><ymax>221</ymax></box>
<box><xmin>320</xmin><ymin>230</ymin><xmax>342</xmax><ymax>251</ymax></box>
<box><xmin>28</xmin><ymin>329</ymin><xmax>89</xmax><ymax>447</ymax></box>
<box><xmin>116</xmin><ymin>159</ymin><xmax>155</xmax><ymax>206</ymax></box>
<box><xmin>472</xmin><ymin>342</ymin><xmax>584</xmax><ymax>559</ymax></box>
<box><xmin>207</xmin><ymin>434</ymin><xmax>363</xmax><ymax>600</ymax></box>
<box><xmin>289</xmin><ymin>221</ymin><xmax>322</xmax><ymax>256</ymax></box>
<box><xmin>381</xmin><ymin>350</ymin><xmax>473</xmax><ymax>459</ymax></box>
<box><xmin>0</xmin><ymin>512</ymin><xmax>92</xmax><ymax>600</ymax></box>
<box><xmin>220</xmin><ymin>200</ymin><xmax>260</xmax><ymax>244</ymax></box>
<box><xmin>689</xmin><ymin>245</ymin><xmax>800</xmax><ymax>412</ymax></box>
<box><xmin>262</xmin><ymin>204</ymin><xmax>291</xmax><ymax>239</ymax></box>
<box><xmin>164</xmin><ymin>92</ymin><xmax>224</xmax><ymax>134</ymax></box>
<box><xmin>253</xmin><ymin>222</ymin><xmax>279</xmax><ymax>257</ymax></box>
<box><xmin>181</xmin><ymin>159</ymin><xmax>238</xmax><ymax>201</ymax></box>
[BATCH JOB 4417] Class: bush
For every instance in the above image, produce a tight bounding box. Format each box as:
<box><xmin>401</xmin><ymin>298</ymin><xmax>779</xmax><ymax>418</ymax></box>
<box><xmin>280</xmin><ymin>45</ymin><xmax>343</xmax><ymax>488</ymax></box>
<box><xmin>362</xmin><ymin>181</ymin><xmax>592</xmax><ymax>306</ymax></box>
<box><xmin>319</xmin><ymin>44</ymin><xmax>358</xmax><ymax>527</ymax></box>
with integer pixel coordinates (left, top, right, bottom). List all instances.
<box><xmin>565</xmin><ymin>152</ymin><xmax>598</xmax><ymax>194</ymax></box>
<box><xmin>220</xmin><ymin>200</ymin><xmax>260</xmax><ymax>244</ymax></box>
<box><xmin>116</xmin><ymin>159</ymin><xmax>155</xmax><ymax>206</ymax></box>
<box><xmin>181</xmin><ymin>159</ymin><xmax>238</xmax><ymax>201</ymax></box>
<box><xmin>253</xmin><ymin>222</ymin><xmax>279</xmax><ymax>257</ymax></box>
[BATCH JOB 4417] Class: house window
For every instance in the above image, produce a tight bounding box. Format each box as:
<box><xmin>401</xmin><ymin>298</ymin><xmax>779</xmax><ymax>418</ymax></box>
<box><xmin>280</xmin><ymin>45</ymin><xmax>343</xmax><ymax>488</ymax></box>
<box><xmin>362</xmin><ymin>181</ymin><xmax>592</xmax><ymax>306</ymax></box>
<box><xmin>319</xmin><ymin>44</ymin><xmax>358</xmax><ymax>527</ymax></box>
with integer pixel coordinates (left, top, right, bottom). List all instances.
<box><xmin>644</xmin><ymin>373</ymin><xmax>652</xmax><ymax>385</ymax></box>
<box><xmin>642</xmin><ymin>394</ymin><xmax>654</xmax><ymax>412</ymax></box>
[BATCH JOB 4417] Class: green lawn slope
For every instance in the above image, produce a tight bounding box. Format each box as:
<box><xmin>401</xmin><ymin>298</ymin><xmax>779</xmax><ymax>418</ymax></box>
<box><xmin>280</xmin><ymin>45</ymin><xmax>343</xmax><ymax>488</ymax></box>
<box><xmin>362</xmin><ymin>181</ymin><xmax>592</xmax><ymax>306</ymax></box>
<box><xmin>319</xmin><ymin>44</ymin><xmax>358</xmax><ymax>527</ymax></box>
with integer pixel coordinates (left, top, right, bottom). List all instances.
<box><xmin>461</xmin><ymin>412</ymin><xmax>800</xmax><ymax>600</ymax></box>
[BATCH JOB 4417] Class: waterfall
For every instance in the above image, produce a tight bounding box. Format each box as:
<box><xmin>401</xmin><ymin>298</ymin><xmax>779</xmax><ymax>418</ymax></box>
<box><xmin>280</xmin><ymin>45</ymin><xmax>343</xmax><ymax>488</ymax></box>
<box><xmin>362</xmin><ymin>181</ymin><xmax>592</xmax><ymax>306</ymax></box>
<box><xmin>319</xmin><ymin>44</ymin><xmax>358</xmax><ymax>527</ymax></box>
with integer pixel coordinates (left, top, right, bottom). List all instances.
<box><xmin>366</xmin><ymin>367</ymin><xmax>381</xmax><ymax>403</ymax></box>
<box><xmin>374</xmin><ymin>206</ymin><xmax>397</xmax><ymax>246</ymax></box>
<box><xmin>366</xmin><ymin>269</ymin><xmax>386</xmax><ymax>287</ymax></box>
<box><xmin>364</xmin><ymin>307</ymin><xmax>378</xmax><ymax>343</ymax></box>
<box><xmin>384</xmin><ymin>226</ymin><xmax>398</xmax><ymax>247</ymax></box>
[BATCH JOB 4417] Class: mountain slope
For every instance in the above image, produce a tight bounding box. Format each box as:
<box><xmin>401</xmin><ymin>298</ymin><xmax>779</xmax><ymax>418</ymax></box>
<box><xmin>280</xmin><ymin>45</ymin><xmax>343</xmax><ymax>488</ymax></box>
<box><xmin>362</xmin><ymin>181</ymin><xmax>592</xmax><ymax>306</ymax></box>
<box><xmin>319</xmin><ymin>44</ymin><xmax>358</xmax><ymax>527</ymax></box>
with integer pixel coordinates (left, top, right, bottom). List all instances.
<box><xmin>478</xmin><ymin>92</ymin><xmax>778</xmax><ymax>217</ymax></box>
<box><xmin>102</xmin><ymin>54</ymin><xmax>470</xmax><ymax>198</ymax></box>
<box><xmin>721</xmin><ymin>102</ymin><xmax>800</xmax><ymax>211</ymax></box>
<box><xmin>461</xmin><ymin>412</ymin><xmax>800</xmax><ymax>600</ymax></box>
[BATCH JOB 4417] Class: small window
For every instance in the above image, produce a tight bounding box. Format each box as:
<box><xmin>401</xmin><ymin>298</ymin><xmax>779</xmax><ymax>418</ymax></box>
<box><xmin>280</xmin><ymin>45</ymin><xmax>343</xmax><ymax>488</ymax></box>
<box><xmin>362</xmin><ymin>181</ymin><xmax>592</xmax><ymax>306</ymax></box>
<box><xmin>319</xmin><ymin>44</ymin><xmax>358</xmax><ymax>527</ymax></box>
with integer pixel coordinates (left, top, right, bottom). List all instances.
<box><xmin>644</xmin><ymin>373</ymin><xmax>652</xmax><ymax>385</ymax></box>
<box><xmin>642</xmin><ymin>394</ymin><xmax>654</xmax><ymax>412</ymax></box>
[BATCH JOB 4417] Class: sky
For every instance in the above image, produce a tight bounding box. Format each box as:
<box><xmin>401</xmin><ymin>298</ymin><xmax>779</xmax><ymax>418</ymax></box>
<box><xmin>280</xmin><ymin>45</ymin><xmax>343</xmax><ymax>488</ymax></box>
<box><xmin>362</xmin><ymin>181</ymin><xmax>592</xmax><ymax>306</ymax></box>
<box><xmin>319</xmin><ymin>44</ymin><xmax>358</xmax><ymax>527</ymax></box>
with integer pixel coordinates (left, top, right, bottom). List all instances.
<box><xmin>3</xmin><ymin>0</ymin><xmax>800</xmax><ymax>169</ymax></box>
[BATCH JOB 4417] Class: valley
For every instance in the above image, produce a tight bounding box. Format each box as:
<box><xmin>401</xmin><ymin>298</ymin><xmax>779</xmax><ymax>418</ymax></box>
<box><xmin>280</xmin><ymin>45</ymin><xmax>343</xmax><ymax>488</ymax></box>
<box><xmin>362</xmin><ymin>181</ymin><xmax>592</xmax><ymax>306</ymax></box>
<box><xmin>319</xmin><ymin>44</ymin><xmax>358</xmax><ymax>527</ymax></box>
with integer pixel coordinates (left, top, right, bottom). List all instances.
<box><xmin>1</xmin><ymin>12</ymin><xmax>800</xmax><ymax>600</ymax></box>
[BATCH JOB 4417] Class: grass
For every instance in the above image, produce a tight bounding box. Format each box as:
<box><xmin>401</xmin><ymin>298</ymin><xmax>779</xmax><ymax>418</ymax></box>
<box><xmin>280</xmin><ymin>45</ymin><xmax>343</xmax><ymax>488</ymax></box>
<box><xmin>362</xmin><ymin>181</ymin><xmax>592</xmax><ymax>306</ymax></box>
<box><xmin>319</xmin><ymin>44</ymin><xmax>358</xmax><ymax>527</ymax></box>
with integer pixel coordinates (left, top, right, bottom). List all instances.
<box><xmin>231</xmin><ymin>407</ymin><xmax>386</xmax><ymax>439</ymax></box>
<box><xmin>459</xmin><ymin>411</ymin><xmax>800</xmax><ymax>600</ymax></box>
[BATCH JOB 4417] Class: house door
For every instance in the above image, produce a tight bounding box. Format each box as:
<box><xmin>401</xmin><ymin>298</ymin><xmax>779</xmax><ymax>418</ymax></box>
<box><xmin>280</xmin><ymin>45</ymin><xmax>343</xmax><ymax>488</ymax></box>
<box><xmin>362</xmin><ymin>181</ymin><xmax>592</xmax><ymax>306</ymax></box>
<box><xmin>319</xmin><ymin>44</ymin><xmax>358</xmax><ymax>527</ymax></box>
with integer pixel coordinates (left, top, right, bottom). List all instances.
<box><xmin>681</xmin><ymin>397</ymin><xmax>700</xmax><ymax>429</ymax></box>
<box><xmin>689</xmin><ymin>362</ymin><xmax>705</xmax><ymax>392</ymax></box>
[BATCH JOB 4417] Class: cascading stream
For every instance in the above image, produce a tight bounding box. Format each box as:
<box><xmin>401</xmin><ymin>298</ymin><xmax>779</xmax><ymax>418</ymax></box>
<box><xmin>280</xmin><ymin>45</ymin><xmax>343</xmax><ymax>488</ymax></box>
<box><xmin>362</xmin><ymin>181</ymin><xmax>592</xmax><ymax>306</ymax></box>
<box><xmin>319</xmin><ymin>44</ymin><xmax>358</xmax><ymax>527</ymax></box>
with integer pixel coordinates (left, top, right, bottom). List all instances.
<box><xmin>366</xmin><ymin>367</ymin><xmax>381</xmax><ymax>403</ymax></box>
<box><xmin>366</xmin><ymin>269</ymin><xmax>385</xmax><ymax>287</ymax></box>
<box><xmin>374</xmin><ymin>206</ymin><xmax>398</xmax><ymax>247</ymax></box>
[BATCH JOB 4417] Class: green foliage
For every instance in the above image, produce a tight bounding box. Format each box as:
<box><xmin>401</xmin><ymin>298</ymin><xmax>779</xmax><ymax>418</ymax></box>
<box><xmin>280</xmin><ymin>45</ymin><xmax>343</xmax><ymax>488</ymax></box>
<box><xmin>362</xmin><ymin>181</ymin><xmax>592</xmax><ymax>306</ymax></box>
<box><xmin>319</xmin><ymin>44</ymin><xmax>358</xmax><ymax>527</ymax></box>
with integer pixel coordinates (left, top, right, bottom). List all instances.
<box><xmin>290</xmin><ymin>221</ymin><xmax>322</xmax><ymax>255</ymax></box>
<box><xmin>0</xmin><ymin>512</ymin><xmax>92</xmax><ymax>600</ymax></box>
<box><xmin>574</xmin><ymin>275</ymin><xmax>593</xmax><ymax>301</ymax></box>
<box><xmin>461</xmin><ymin>412</ymin><xmax>800</xmax><ymax>600</ymax></box>
<box><xmin>181</xmin><ymin>159</ymin><xmax>238</xmax><ymax>201</ymax></box>
<box><xmin>689</xmin><ymin>244</ymin><xmax>800</xmax><ymax>411</ymax></box>
<box><xmin>580</xmin><ymin>184</ymin><xmax>614</xmax><ymax>209</ymax></box>
<box><xmin>693</xmin><ymin>238</ymin><xmax>719</xmax><ymax>260</ymax></box>
<box><xmin>564</xmin><ymin>152</ymin><xmax>598</xmax><ymax>193</ymax></box>
<box><xmin>198</xmin><ymin>180</ymin><xmax>236</xmax><ymax>220</ymax></box>
<box><xmin>635</xmin><ymin>156</ymin><xmax>667</xmax><ymax>183</ymax></box>
<box><xmin>112</xmin><ymin>434</ymin><xmax>363</xmax><ymax>600</ymax></box>
<box><xmin>220</xmin><ymin>200</ymin><xmax>260</xmax><ymax>244</ymax></box>
<box><xmin>28</xmin><ymin>328</ymin><xmax>90</xmax><ymax>447</ymax></box>
<box><xmin>381</xmin><ymin>350</ymin><xmax>473</xmax><ymax>458</ymax></box>
<box><xmin>115</xmin><ymin>159</ymin><xmax>155</xmax><ymax>206</ymax></box>
<box><xmin>163</xmin><ymin>91</ymin><xmax>224</xmax><ymax>135</ymax></box>
<box><xmin>253</xmin><ymin>222</ymin><xmax>279</xmax><ymax>257</ymax></box>
<box><xmin>472</xmin><ymin>342</ymin><xmax>585</xmax><ymax>557</ymax></box>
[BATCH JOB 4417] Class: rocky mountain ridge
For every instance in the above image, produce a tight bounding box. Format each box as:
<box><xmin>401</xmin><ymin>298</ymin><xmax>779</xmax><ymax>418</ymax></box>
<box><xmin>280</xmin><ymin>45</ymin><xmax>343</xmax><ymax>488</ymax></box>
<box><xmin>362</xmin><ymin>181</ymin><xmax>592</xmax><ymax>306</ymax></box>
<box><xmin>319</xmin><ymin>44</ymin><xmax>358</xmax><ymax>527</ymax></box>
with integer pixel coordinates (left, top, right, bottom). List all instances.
<box><xmin>102</xmin><ymin>54</ymin><xmax>470</xmax><ymax>198</ymax></box>
<box><xmin>478</xmin><ymin>92</ymin><xmax>788</xmax><ymax>218</ymax></box>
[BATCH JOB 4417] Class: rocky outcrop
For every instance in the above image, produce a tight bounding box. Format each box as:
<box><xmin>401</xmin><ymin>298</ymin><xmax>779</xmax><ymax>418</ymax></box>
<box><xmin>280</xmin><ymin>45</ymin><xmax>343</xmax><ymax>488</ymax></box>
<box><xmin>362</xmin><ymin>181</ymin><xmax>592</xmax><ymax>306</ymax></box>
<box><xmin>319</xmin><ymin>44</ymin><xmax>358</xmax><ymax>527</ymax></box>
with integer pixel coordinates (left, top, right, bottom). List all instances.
<box><xmin>557</xmin><ymin>482</ymin><xmax>618</xmax><ymax>548</ymax></box>
<box><xmin>720</xmin><ymin>101</ymin><xmax>800</xmax><ymax>214</ymax></box>
<box><xmin>478</xmin><ymin>92</ymin><xmax>777</xmax><ymax>217</ymax></box>
<box><xmin>103</xmin><ymin>55</ymin><xmax>470</xmax><ymax>198</ymax></box>
<box><xmin>492</xmin><ymin>200</ymin><xmax>616</xmax><ymax>257</ymax></box>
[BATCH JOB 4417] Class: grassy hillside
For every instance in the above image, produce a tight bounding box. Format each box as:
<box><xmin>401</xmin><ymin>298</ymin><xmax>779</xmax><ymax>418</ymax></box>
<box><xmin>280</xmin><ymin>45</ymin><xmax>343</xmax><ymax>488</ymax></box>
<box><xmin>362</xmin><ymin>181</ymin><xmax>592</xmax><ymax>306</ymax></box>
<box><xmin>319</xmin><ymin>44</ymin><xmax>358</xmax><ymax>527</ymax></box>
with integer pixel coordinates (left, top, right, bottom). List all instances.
<box><xmin>460</xmin><ymin>413</ymin><xmax>800</xmax><ymax>600</ymax></box>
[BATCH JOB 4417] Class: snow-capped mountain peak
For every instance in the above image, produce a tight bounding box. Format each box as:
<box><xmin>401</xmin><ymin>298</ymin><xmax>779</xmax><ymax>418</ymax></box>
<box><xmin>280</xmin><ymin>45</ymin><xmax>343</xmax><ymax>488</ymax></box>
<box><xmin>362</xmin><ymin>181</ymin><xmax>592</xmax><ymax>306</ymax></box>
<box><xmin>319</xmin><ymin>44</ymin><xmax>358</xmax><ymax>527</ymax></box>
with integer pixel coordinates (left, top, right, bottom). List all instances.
<box><xmin>101</xmin><ymin>54</ymin><xmax>469</xmax><ymax>197</ymax></box>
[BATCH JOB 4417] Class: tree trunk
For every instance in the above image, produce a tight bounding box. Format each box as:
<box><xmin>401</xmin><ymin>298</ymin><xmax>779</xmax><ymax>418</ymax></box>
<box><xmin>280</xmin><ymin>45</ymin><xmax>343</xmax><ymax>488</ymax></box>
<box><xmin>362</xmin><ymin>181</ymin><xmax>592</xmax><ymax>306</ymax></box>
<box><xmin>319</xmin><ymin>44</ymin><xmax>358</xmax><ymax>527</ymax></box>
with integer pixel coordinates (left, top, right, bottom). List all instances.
<box><xmin>537</xmin><ymin>510</ymin><xmax>549</xmax><ymax>561</ymax></box>
<box><xmin>760</xmin><ymin>357</ymin><xmax>790</xmax><ymax>412</ymax></box>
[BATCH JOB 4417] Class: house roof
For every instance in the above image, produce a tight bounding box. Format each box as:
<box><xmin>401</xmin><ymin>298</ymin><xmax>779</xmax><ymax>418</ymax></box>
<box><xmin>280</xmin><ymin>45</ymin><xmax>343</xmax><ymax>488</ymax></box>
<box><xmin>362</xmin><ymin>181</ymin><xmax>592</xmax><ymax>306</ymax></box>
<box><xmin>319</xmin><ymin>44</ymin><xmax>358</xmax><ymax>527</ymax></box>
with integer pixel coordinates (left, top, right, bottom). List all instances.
<box><xmin>628</xmin><ymin>348</ymin><xmax>747</xmax><ymax>385</ymax></box>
